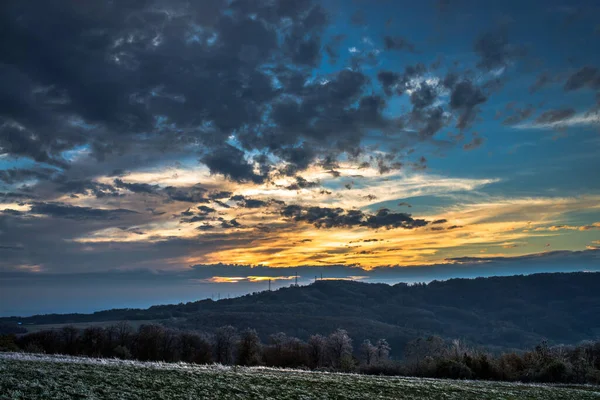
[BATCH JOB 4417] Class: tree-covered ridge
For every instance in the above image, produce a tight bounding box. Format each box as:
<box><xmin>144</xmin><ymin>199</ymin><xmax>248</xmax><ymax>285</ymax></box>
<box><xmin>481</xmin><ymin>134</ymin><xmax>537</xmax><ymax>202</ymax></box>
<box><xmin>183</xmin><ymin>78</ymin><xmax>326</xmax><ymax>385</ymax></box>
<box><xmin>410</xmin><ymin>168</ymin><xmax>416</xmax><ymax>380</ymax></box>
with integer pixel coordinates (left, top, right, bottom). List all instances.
<box><xmin>2</xmin><ymin>272</ymin><xmax>600</xmax><ymax>351</ymax></box>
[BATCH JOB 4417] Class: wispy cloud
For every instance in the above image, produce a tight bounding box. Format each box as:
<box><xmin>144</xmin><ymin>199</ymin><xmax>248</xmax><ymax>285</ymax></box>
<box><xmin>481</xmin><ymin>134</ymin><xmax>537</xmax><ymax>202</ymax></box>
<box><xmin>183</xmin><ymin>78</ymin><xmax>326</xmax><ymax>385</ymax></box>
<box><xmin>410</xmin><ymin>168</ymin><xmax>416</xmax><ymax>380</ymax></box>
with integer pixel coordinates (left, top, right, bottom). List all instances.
<box><xmin>514</xmin><ymin>111</ymin><xmax>600</xmax><ymax>130</ymax></box>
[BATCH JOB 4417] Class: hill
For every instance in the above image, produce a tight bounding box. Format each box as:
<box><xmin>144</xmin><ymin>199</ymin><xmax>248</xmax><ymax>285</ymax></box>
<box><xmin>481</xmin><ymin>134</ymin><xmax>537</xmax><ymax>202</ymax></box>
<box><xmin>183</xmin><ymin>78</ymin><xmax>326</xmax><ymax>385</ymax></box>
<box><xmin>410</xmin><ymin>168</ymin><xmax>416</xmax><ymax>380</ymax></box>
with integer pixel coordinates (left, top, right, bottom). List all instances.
<box><xmin>3</xmin><ymin>272</ymin><xmax>600</xmax><ymax>351</ymax></box>
<box><xmin>1</xmin><ymin>352</ymin><xmax>598</xmax><ymax>400</ymax></box>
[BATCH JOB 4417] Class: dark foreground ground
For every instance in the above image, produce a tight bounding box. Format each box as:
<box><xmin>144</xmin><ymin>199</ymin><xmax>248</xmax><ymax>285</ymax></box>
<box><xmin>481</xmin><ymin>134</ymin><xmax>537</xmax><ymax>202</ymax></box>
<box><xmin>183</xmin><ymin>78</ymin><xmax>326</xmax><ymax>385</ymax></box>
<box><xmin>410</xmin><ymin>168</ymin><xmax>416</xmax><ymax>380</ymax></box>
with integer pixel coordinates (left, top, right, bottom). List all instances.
<box><xmin>1</xmin><ymin>353</ymin><xmax>600</xmax><ymax>399</ymax></box>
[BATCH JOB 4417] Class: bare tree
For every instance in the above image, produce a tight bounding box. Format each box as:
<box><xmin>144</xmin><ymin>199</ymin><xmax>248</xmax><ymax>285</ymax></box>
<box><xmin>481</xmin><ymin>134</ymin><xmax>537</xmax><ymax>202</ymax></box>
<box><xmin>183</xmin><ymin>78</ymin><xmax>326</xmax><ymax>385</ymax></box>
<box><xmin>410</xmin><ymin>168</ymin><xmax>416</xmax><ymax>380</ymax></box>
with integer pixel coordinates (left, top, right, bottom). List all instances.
<box><xmin>136</xmin><ymin>324</ymin><xmax>166</xmax><ymax>361</ymax></box>
<box><xmin>308</xmin><ymin>334</ymin><xmax>327</xmax><ymax>368</ymax></box>
<box><xmin>327</xmin><ymin>329</ymin><xmax>353</xmax><ymax>370</ymax></box>
<box><xmin>112</xmin><ymin>321</ymin><xmax>133</xmax><ymax>347</ymax></box>
<box><xmin>179</xmin><ymin>331</ymin><xmax>213</xmax><ymax>364</ymax></box>
<box><xmin>404</xmin><ymin>335</ymin><xmax>446</xmax><ymax>366</ymax></box>
<box><xmin>360</xmin><ymin>339</ymin><xmax>377</xmax><ymax>366</ymax></box>
<box><xmin>237</xmin><ymin>328</ymin><xmax>262</xmax><ymax>366</ymax></box>
<box><xmin>60</xmin><ymin>325</ymin><xmax>79</xmax><ymax>355</ymax></box>
<box><xmin>376</xmin><ymin>339</ymin><xmax>391</xmax><ymax>363</ymax></box>
<box><xmin>215</xmin><ymin>325</ymin><xmax>238</xmax><ymax>365</ymax></box>
<box><xmin>80</xmin><ymin>326</ymin><xmax>106</xmax><ymax>357</ymax></box>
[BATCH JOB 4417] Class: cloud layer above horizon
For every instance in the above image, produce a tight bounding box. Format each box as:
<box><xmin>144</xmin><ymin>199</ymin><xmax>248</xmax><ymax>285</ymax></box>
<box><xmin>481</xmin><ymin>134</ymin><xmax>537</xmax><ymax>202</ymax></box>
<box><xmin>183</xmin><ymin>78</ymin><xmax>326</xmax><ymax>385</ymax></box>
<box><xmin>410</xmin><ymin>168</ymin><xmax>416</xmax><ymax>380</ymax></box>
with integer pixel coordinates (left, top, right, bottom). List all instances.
<box><xmin>1</xmin><ymin>0</ymin><xmax>600</xmax><ymax>288</ymax></box>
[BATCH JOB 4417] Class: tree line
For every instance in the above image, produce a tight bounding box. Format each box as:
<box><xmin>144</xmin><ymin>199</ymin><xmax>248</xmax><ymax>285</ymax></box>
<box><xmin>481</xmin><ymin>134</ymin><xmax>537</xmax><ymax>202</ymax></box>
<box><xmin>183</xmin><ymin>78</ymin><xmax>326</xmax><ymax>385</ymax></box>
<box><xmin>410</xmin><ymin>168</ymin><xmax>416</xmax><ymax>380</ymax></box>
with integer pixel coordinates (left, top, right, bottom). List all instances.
<box><xmin>1</xmin><ymin>323</ymin><xmax>600</xmax><ymax>384</ymax></box>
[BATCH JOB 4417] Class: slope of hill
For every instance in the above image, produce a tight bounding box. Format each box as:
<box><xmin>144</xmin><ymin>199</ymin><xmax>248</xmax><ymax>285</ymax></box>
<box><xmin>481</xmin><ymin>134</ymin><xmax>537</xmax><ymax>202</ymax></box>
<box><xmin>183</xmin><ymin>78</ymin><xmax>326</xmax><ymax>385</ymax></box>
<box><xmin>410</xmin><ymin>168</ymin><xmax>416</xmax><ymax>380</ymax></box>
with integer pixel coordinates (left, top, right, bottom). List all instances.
<box><xmin>3</xmin><ymin>272</ymin><xmax>600</xmax><ymax>351</ymax></box>
<box><xmin>1</xmin><ymin>352</ymin><xmax>598</xmax><ymax>400</ymax></box>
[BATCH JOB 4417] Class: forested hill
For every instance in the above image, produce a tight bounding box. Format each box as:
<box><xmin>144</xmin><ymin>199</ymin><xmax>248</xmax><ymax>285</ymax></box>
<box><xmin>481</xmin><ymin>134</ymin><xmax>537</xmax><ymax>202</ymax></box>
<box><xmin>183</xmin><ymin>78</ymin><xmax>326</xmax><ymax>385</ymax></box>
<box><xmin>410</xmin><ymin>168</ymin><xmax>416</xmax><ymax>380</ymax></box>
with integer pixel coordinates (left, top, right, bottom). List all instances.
<box><xmin>3</xmin><ymin>272</ymin><xmax>600</xmax><ymax>351</ymax></box>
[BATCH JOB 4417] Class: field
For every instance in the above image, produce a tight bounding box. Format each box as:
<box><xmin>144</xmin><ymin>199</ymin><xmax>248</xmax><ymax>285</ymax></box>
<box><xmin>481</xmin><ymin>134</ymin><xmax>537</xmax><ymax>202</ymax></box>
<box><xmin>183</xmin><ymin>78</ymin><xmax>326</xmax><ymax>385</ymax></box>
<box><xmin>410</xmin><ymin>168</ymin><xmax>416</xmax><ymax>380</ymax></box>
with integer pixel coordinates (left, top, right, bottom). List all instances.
<box><xmin>1</xmin><ymin>353</ymin><xmax>599</xmax><ymax>400</ymax></box>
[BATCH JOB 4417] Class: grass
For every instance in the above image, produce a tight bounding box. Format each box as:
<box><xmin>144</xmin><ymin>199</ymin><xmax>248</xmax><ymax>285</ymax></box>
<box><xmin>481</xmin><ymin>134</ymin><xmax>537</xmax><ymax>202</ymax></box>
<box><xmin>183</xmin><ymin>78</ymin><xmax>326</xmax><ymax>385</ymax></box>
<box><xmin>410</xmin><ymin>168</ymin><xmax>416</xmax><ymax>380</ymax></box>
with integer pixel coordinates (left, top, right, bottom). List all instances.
<box><xmin>1</xmin><ymin>353</ymin><xmax>600</xmax><ymax>399</ymax></box>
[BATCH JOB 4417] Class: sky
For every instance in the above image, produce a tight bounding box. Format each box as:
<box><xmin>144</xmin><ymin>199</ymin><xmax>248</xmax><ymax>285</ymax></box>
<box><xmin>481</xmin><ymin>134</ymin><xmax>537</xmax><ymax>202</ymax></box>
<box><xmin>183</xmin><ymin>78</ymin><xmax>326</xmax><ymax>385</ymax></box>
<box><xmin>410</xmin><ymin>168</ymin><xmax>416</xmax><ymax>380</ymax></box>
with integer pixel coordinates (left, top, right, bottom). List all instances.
<box><xmin>1</xmin><ymin>0</ymin><xmax>600</xmax><ymax>316</ymax></box>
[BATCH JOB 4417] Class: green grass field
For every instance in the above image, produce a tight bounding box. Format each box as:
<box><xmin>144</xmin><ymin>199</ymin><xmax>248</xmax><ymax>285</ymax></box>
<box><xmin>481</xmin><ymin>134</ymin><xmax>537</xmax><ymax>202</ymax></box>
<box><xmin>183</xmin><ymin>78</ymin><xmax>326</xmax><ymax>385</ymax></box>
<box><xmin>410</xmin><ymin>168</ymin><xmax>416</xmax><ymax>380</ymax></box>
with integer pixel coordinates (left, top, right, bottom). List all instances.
<box><xmin>1</xmin><ymin>353</ymin><xmax>599</xmax><ymax>399</ymax></box>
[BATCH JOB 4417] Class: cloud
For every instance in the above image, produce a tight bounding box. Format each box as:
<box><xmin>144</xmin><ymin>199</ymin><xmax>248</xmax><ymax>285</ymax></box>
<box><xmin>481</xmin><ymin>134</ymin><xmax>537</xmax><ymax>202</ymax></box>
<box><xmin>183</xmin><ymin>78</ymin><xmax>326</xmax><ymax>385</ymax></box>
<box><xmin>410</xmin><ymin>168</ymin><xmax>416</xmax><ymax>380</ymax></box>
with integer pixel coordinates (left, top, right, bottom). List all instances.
<box><xmin>29</xmin><ymin>202</ymin><xmax>137</xmax><ymax>220</ymax></box>
<box><xmin>0</xmin><ymin>168</ymin><xmax>55</xmax><ymax>185</ymax></box>
<box><xmin>474</xmin><ymin>29</ymin><xmax>524</xmax><ymax>71</ymax></box>
<box><xmin>383</xmin><ymin>36</ymin><xmax>416</xmax><ymax>53</ymax></box>
<box><xmin>564</xmin><ymin>66</ymin><xmax>600</xmax><ymax>91</ymax></box>
<box><xmin>535</xmin><ymin>108</ymin><xmax>576</xmax><ymax>124</ymax></box>
<box><xmin>163</xmin><ymin>185</ymin><xmax>209</xmax><ymax>203</ymax></box>
<box><xmin>514</xmin><ymin>110</ymin><xmax>600</xmax><ymax>130</ymax></box>
<box><xmin>1</xmin><ymin>1</ymin><xmax>598</xmax><ymax>281</ymax></box>
<box><xmin>113</xmin><ymin>179</ymin><xmax>158</xmax><ymax>194</ymax></box>
<box><xmin>463</xmin><ymin>137</ymin><xmax>485</xmax><ymax>151</ymax></box>
<box><xmin>4</xmin><ymin>247</ymin><xmax>599</xmax><ymax>285</ymax></box>
<box><xmin>285</xmin><ymin>176</ymin><xmax>320</xmax><ymax>190</ymax></box>
<box><xmin>0</xmin><ymin>0</ymin><xmax>391</xmax><ymax>183</ymax></box>
<box><xmin>201</xmin><ymin>275</ymin><xmax>296</xmax><ymax>283</ymax></box>
<box><xmin>501</xmin><ymin>105</ymin><xmax>535</xmax><ymax>126</ymax></box>
<box><xmin>449</xmin><ymin>81</ymin><xmax>487</xmax><ymax>130</ymax></box>
<box><xmin>201</xmin><ymin>145</ymin><xmax>267</xmax><ymax>184</ymax></box>
<box><xmin>529</xmin><ymin>72</ymin><xmax>559</xmax><ymax>93</ymax></box>
<box><xmin>281</xmin><ymin>205</ymin><xmax>428</xmax><ymax>230</ymax></box>
<box><xmin>56</xmin><ymin>179</ymin><xmax>121</xmax><ymax>199</ymax></box>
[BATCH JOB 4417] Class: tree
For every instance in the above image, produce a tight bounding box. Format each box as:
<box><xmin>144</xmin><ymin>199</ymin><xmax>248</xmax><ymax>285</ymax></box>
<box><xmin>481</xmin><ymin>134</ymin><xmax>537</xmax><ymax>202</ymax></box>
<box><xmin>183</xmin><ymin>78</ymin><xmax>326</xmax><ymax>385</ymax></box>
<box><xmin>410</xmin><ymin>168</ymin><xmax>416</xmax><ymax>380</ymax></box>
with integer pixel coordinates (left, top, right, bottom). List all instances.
<box><xmin>109</xmin><ymin>321</ymin><xmax>133</xmax><ymax>347</ymax></box>
<box><xmin>264</xmin><ymin>332</ymin><xmax>308</xmax><ymax>368</ymax></box>
<box><xmin>404</xmin><ymin>335</ymin><xmax>446</xmax><ymax>366</ymax></box>
<box><xmin>215</xmin><ymin>325</ymin><xmax>238</xmax><ymax>364</ymax></box>
<box><xmin>136</xmin><ymin>324</ymin><xmax>166</xmax><ymax>361</ymax></box>
<box><xmin>80</xmin><ymin>326</ymin><xmax>107</xmax><ymax>357</ymax></box>
<box><xmin>360</xmin><ymin>340</ymin><xmax>377</xmax><ymax>366</ymax></box>
<box><xmin>327</xmin><ymin>329</ymin><xmax>353</xmax><ymax>370</ymax></box>
<box><xmin>237</xmin><ymin>329</ymin><xmax>262</xmax><ymax>366</ymax></box>
<box><xmin>308</xmin><ymin>334</ymin><xmax>327</xmax><ymax>368</ymax></box>
<box><xmin>60</xmin><ymin>326</ymin><xmax>79</xmax><ymax>355</ymax></box>
<box><xmin>376</xmin><ymin>339</ymin><xmax>391</xmax><ymax>364</ymax></box>
<box><xmin>179</xmin><ymin>331</ymin><xmax>213</xmax><ymax>364</ymax></box>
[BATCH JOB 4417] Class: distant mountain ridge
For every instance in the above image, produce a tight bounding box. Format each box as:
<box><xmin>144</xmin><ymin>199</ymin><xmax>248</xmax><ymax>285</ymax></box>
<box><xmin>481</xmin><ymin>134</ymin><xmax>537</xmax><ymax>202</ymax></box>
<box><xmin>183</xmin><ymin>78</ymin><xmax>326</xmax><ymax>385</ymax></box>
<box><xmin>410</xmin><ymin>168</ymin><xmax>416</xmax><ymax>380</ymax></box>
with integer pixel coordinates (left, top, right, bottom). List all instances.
<box><xmin>2</xmin><ymin>272</ymin><xmax>600</xmax><ymax>352</ymax></box>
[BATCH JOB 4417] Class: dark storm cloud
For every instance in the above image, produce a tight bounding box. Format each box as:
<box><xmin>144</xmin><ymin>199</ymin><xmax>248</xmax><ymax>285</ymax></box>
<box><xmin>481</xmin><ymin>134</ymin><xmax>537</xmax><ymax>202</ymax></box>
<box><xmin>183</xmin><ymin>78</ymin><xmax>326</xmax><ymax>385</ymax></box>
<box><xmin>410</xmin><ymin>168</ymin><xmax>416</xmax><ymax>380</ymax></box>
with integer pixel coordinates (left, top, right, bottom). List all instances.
<box><xmin>0</xmin><ymin>0</ymin><xmax>499</xmax><ymax>191</ymax></box>
<box><xmin>285</xmin><ymin>176</ymin><xmax>320</xmax><ymax>190</ymax></box>
<box><xmin>535</xmin><ymin>108</ymin><xmax>576</xmax><ymax>124</ymax></box>
<box><xmin>281</xmin><ymin>205</ymin><xmax>428</xmax><ymax>230</ymax></box>
<box><xmin>564</xmin><ymin>66</ymin><xmax>600</xmax><ymax>91</ymax></box>
<box><xmin>474</xmin><ymin>29</ymin><xmax>524</xmax><ymax>71</ymax></box>
<box><xmin>410</xmin><ymin>83</ymin><xmax>438</xmax><ymax>110</ymax></box>
<box><xmin>55</xmin><ymin>179</ymin><xmax>121</xmax><ymax>199</ymax></box>
<box><xmin>383</xmin><ymin>36</ymin><xmax>417</xmax><ymax>53</ymax></box>
<box><xmin>0</xmin><ymin>0</ymin><xmax>355</xmax><ymax>182</ymax></box>
<box><xmin>377</xmin><ymin>63</ymin><xmax>427</xmax><ymax>97</ymax></box>
<box><xmin>324</xmin><ymin>34</ymin><xmax>346</xmax><ymax>64</ymax></box>
<box><xmin>410</xmin><ymin>107</ymin><xmax>448</xmax><ymax>139</ymax></box>
<box><xmin>0</xmin><ymin>191</ymin><xmax>36</xmax><ymax>201</ymax></box>
<box><xmin>377</xmin><ymin>71</ymin><xmax>402</xmax><ymax>97</ymax></box>
<box><xmin>202</xmin><ymin>145</ymin><xmax>267</xmax><ymax>183</ymax></box>
<box><xmin>220</xmin><ymin>218</ymin><xmax>242</xmax><ymax>229</ymax></box>
<box><xmin>29</xmin><ymin>202</ymin><xmax>137</xmax><ymax>220</ymax></box>
<box><xmin>0</xmin><ymin>168</ymin><xmax>55</xmax><ymax>184</ymax></box>
<box><xmin>0</xmin><ymin>203</ymin><xmax>258</xmax><ymax>274</ymax></box>
<box><xmin>449</xmin><ymin>81</ymin><xmax>487</xmax><ymax>130</ymax></box>
<box><xmin>209</xmin><ymin>191</ymin><xmax>233</xmax><ymax>200</ymax></box>
<box><xmin>376</xmin><ymin>64</ymin><xmax>490</xmax><ymax>140</ymax></box>
<box><xmin>113</xmin><ymin>179</ymin><xmax>158</xmax><ymax>194</ymax></box>
<box><xmin>163</xmin><ymin>185</ymin><xmax>209</xmax><ymax>203</ymax></box>
<box><xmin>234</xmin><ymin>197</ymin><xmax>269</xmax><ymax>209</ymax></box>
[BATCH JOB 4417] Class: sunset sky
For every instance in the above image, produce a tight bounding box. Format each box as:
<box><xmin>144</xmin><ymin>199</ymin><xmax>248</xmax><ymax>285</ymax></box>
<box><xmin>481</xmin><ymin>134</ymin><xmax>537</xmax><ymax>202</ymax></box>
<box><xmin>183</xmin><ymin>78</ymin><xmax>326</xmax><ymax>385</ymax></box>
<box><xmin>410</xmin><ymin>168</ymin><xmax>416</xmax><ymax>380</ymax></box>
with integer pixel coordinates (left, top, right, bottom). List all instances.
<box><xmin>1</xmin><ymin>0</ymin><xmax>599</xmax><ymax>314</ymax></box>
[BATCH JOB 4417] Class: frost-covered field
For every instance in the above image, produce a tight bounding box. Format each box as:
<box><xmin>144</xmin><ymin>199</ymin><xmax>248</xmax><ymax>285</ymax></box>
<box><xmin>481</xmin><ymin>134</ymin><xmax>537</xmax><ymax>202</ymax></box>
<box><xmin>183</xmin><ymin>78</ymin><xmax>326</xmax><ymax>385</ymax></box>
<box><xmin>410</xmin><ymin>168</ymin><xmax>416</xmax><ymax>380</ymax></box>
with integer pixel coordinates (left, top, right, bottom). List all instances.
<box><xmin>1</xmin><ymin>352</ymin><xmax>599</xmax><ymax>399</ymax></box>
